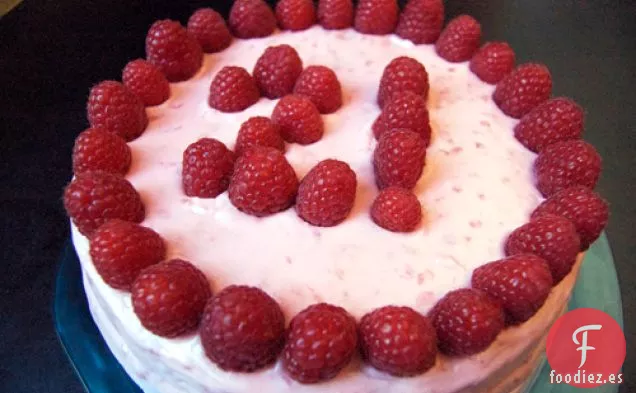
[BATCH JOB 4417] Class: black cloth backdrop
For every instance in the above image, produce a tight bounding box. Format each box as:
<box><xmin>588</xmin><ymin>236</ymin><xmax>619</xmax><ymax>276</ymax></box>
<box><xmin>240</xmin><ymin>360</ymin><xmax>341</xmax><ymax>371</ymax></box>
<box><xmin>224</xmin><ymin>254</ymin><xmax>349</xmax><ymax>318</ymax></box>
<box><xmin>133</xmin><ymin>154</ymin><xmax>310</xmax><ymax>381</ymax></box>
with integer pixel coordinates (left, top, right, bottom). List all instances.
<box><xmin>0</xmin><ymin>0</ymin><xmax>634</xmax><ymax>392</ymax></box>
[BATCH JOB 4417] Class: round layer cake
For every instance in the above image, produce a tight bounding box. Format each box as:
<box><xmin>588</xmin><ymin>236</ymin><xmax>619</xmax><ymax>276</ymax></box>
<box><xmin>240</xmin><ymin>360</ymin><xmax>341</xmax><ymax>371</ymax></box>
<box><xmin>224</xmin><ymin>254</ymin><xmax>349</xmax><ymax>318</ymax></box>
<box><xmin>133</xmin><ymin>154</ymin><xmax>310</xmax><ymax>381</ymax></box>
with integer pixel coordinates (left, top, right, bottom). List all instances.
<box><xmin>64</xmin><ymin>1</ymin><xmax>609</xmax><ymax>392</ymax></box>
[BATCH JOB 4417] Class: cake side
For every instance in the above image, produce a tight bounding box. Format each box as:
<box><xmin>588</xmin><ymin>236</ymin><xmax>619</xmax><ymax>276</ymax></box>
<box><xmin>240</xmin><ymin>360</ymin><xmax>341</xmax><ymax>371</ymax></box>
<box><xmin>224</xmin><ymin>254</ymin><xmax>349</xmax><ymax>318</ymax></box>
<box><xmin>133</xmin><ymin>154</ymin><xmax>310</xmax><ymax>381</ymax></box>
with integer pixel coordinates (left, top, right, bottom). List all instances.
<box><xmin>74</xmin><ymin>225</ymin><xmax>582</xmax><ymax>393</ymax></box>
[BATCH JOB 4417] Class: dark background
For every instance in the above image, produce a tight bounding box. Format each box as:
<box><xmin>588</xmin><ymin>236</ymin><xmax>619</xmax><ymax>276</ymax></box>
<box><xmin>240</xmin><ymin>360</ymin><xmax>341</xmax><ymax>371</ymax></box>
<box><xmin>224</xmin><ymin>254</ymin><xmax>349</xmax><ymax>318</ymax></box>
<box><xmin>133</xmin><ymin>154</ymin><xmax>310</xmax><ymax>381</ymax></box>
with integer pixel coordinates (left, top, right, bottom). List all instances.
<box><xmin>1</xmin><ymin>0</ymin><xmax>634</xmax><ymax>392</ymax></box>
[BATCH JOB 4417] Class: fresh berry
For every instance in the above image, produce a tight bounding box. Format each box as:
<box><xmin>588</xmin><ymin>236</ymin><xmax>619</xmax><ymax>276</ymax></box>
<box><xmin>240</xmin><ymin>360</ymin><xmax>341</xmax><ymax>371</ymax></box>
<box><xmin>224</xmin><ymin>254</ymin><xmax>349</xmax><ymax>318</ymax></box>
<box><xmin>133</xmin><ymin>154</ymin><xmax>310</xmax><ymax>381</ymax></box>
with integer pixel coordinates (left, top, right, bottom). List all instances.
<box><xmin>534</xmin><ymin>140</ymin><xmax>602</xmax><ymax>197</ymax></box>
<box><xmin>377</xmin><ymin>56</ymin><xmax>429</xmax><ymax>108</ymax></box>
<box><xmin>505</xmin><ymin>214</ymin><xmax>581</xmax><ymax>283</ymax></box>
<box><xmin>89</xmin><ymin>220</ymin><xmax>165</xmax><ymax>290</ymax></box>
<box><xmin>373</xmin><ymin>129</ymin><xmax>427</xmax><ymax>190</ymax></box>
<box><xmin>282</xmin><ymin>303</ymin><xmax>357</xmax><ymax>383</ymax></box>
<box><xmin>514</xmin><ymin>98</ymin><xmax>584</xmax><ymax>153</ymax></box>
<box><xmin>200</xmin><ymin>285</ymin><xmax>285</xmax><ymax>372</ymax></box>
<box><xmin>370</xmin><ymin>187</ymin><xmax>422</xmax><ymax>232</ymax></box>
<box><xmin>122</xmin><ymin>59</ymin><xmax>171</xmax><ymax>106</ymax></box>
<box><xmin>435</xmin><ymin>15</ymin><xmax>481</xmax><ymax>63</ymax></box>
<box><xmin>317</xmin><ymin>0</ymin><xmax>353</xmax><ymax>30</ymax></box>
<box><xmin>531</xmin><ymin>186</ymin><xmax>609</xmax><ymax>250</ymax></box>
<box><xmin>293</xmin><ymin>65</ymin><xmax>342</xmax><ymax>114</ymax></box>
<box><xmin>472</xmin><ymin>254</ymin><xmax>553</xmax><ymax>324</ymax></box>
<box><xmin>271</xmin><ymin>94</ymin><xmax>324</xmax><ymax>144</ymax></box>
<box><xmin>64</xmin><ymin>171</ymin><xmax>145</xmax><ymax>236</ymax></box>
<box><xmin>209</xmin><ymin>66</ymin><xmax>260</xmax><ymax>113</ymax></box>
<box><xmin>372</xmin><ymin>91</ymin><xmax>431</xmax><ymax>145</ymax></box>
<box><xmin>395</xmin><ymin>0</ymin><xmax>444</xmax><ymax>44</ymax></box>
<box><xmin>132</xmin><ymin>259</ymin><xmax>211</xmax><ymax>337</ymax></box>
<box><xmin>87</xmin><ymin>81</ymin><xmax>148</xmax><ymax>141</ymax></box>
<box><xmin>296</xmin><ymin>160</ymin><xmax>357</xmax><ymax>227</ymax></box>
<box><xmin>359</xmin><ymin>306</ymin><xmax>437</xmax><ymax>376</ymax></box>
<box><xmin>354</xmin><ymin>0</ymin><xmax>398</xmax><ymax>35</ymax></box>
<box><xmin>187</xmin><ymin>8</ymin><xmax>233</xmax><ymax>53</ymax></box>
<box><xmin>228</xmin><ymin>146</ymin><xmax>299</xmax><ymax>216</ymax></box>
<box><xmin>493</xmin><ymin>63</ymin><xmax>552</xmax><ymax>119</ymax></box>
<box><xmin>145</xmin><ymin>19</ymin><xmax>203</xmax><ymax>82</ymax></box>
<box><xmin>235</xmin><ymin>116</ymin><xmax>285</xmax><ymax>155</ymax></box>
<box><xmin>229</xmin><ymin>0</ymin><xmax>276</xmax><ymax>39</ymax></box>
<box><xmin>72</xmin><ymin>127</ymin><xmax>131</xmax><ymax>175</ymax></box>
<box><xmin>429</xmin><ymin>288</ymin><xmax>505</xmax><ymax>356</ymax></box>
<box><xmin>469</xmin><ymin>42</ymin><xmax>516</xmax><ymax>84</ymax></box>
<box><xmin>253</xmin><ymin>45</ymin><xmax>303</xmax><ymax>99</ymax></box>
<box><xmin>276</xmin><ymin>0</ymin><xmax>316</xmax><ymax>31</ymax></box>
<box><xmin>182</xmin><ymin>138</ymin><xmax>235</xmax><ymax>198</ymax></box>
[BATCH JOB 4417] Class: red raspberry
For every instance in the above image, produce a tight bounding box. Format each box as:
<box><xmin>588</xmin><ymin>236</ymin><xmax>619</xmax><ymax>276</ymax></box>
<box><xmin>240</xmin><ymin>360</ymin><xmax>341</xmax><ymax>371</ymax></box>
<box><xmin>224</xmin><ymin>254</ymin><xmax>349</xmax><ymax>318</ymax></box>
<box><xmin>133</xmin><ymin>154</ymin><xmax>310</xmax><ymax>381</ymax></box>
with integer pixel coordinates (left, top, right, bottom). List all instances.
<box><xmin>122</xmin><ymin>59</ymin><xmax>171</xmax><ymax>106</ymax></box>
<box><xmin>472</xmin><ymin>254</ymin><xmax>553</xmax><ymax>324</ymax></box>
<box><xmin>187</xmin><ymin>8</ymin><xmax>233</xmax><ymax>53</ymax></box>
<box><xmin>435</xmin><ymin>15</ymin><xmax>482</xmax><ymax>63</ymax></box>
<box><xmin>505</xmin><ymin>214</ymin><xmax>581</xmax><ymax>283</ymax></box>
<box><xmin>87</xmin><ymin>81</ymin><xmax>148</xmax><ymax>141</ymax></box>
<box><xmin>395</xmin><ymin>0</ymin><xmax>444</xmax><ymax>44</ymax></box>
<box><xmin>359</xmin><ymin>306</ymin><xmax>437</xmax><ymax>376</ymax></box>
<box><xmin>296</xmin><ymin>159</ymin><xmax>357</xmax><ymax>227</ymax></box>
<box><xmin>276</xmin><ymin>0</ymin><xmax>316</xmax><ymax>31</ymax></box>
<box><xmin>293</xmin><ymin>65</ymin><xmax>343</xmax><ymax>114</ymax></box>
<box><xmin>514</xmin><ymin>98</ymin><xmax>584</xmax><ymax>153</ymax></box>
<box><xmin>271</xmin><ymin>95</ymin><xmax>324</xmax><ymax>144</ymax></box>
<box><xmin>145</xmin><ymin>19</ymin><xmax>203</xmax><ymax>82</ymax></box>
<box><xmin>282</xmin><ymin>303</ymin><xmax>357</xmax><ymax>383</ymax></box>
<box><xmin>372</xmin><ymin>91</ymin><xmax>431</xmax><ymax>145</ymax></box>
<box><xmin>208</xmin><ymin>66</ymin><xmax>260</xmax><ymax>113</ymax></box>
<box><xmin>531</xmin><ymin>186</ymin><xmax>609</xmax><ymax>250</ymax></box>
<box><xmin>429</xmin><ymin>288</ymin><xmax>505</xmax><ymax>356</ymax></box>
<box><xmin>64</xmin><ymin>171</ymin><xmax>145</xmax><ymax>236</ymax></box>
<box><xmin>72</xmin><ymin>127</ymin><xmax>131</xmax><ymax>175</ymax></box>
<box><xmin>132</xmin><ymin>259</ymin><xmax>211</xmax><ymax>337</ymax></box>
<box><xmin>370</xmin><ymin>187</ymin><xmax>422</xmax><ymax>232</ymax></box>
<box><xmin>377</xmin><ymin>56</ymin><xmax>429</xmax><ymax>108</ymax></box>
<box><xmin>534</xmin><ymin>140</ymin><xmax>602</xmax><ymax>197</ymax></box>
<box><xmin>373</xmin><ymin>129</ymin><xmax>427</xmax><ymax>190</ymax></box>
<box><xmin>229</xmin><ymin>0</ymin><xmax>276</xmax><ymax>39</ymax></box>
<box><xmin>469</xmin><ymin>42</ymin><xmax>516</xmax><ymax>84</ymax></box>
<box><xmin>235</xmin><ymin>116</ymin><xmax>285</xmax><ymax>155</ymax></box>
<box><xmin>317</xmin><ymin>0</ymin><xmax>353</xmax><ymax>30</ymax></box>
<box><xmin>89</xmin><ymin>220</ymin><xmax>165</xmax><ymax>290</ymax></box>
<box><xmin>493</xmin><ymin>63</ymin><xmax>553</xmax><ymax>119</ymax></box>
<box><xmin>228</xmin><ymin>147</ymin><xmax>299</xmax><ymax>217</ymax></box>
<box><xmin>354</xmin><ymin>0</ymin><xmax>399</xmax><ymax>35</ymax></box>
<box><xmin>182</xmin><ymin>138</ymin><xmax>235</xmax><ymax>198</ymax></box>
<box><xmin>253</xmin><ymin>45</ymin><xmax>303</xmax><ymax>99</ymax></box>
<box><xmin>200</xmin><ymin>285</ymin><xmax>285</xmax><ymax>372</ymax></box>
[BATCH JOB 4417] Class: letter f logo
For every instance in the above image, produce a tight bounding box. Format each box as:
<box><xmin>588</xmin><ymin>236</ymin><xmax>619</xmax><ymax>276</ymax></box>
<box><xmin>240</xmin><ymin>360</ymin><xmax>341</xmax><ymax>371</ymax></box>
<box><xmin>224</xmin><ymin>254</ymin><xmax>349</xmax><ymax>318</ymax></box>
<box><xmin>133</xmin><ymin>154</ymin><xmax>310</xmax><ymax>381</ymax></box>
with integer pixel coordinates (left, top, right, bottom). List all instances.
<box><xmin>572</xmin><ymin>324</ymin><xmax>602</xmax><ymax>368</ymax></box>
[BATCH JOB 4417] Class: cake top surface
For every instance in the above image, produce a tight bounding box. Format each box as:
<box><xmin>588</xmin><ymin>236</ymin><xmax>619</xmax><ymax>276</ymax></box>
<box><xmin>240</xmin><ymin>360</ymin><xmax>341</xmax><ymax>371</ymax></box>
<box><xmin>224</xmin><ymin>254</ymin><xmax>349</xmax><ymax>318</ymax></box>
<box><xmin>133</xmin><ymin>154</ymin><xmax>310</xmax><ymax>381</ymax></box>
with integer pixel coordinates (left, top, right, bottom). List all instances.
<box><xmin>128</xmin><ymin>26</ymin><xmax>541</xmax><ymax>319</ymax></box>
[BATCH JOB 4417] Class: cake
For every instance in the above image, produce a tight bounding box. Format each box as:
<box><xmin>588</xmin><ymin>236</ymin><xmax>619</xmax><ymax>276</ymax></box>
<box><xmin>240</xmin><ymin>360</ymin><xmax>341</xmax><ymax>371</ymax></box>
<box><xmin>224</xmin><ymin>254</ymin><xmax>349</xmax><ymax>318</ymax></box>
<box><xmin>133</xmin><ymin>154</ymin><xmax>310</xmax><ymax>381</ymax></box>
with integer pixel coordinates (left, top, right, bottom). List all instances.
<box><xmin>63</xmin><ymin>0</ymin><xmax>610</xmax><ymax>392</ymax></box>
